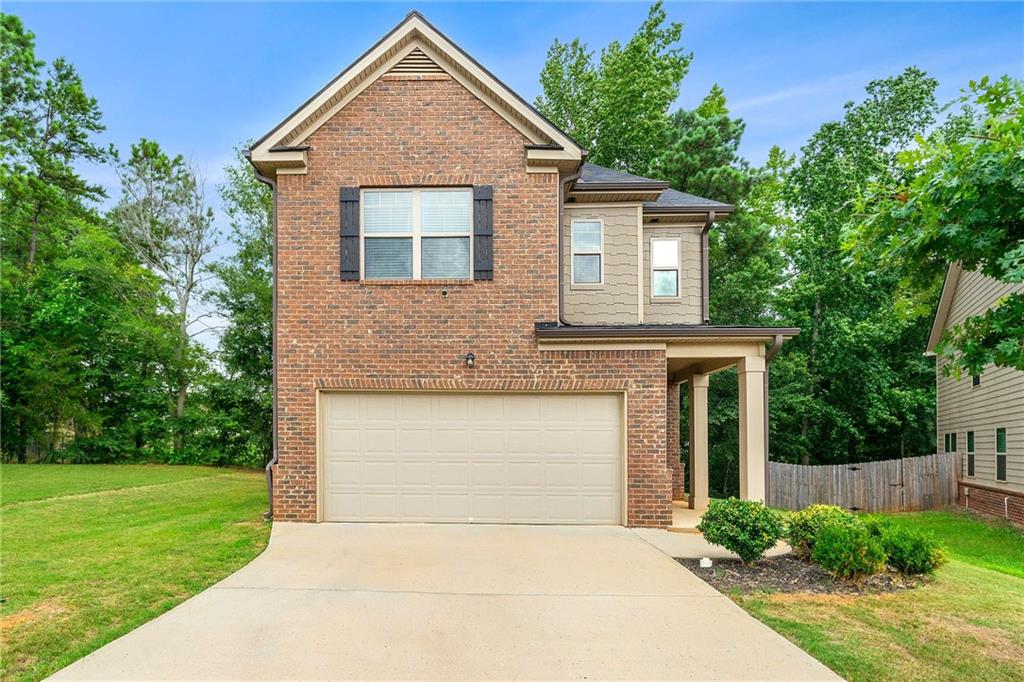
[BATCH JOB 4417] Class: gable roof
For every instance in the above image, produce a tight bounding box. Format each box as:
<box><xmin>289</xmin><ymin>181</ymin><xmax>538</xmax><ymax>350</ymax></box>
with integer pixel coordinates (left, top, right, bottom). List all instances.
<box><xmin>249</xmin><ymin>11</ymin><xmax>584</xmax><ymax>176</ymax></box>
<box><xmin>646</xmin><ymin>187</ymin><xmax>733</xmax><ymax>213</ymax></box>
<box><xmin>926</xmin><ymin>263</ymin><xmax>962</xmax><ymax>355</ymax></box>
<box><xmin>574</xmin><ymin>163</ymin><xmax>734</xmax><ymax>214</ymax></box>
<box><xmin>578</xmin><ymin>162</ymin><xmax>669</xmax><ymax>189</ymax></box>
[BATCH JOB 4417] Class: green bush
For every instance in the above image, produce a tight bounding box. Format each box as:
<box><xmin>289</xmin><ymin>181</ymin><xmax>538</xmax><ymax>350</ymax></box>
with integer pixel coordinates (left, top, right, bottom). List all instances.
<box><xmin>812</xmin><ymin>519</ymin><xmax>886</xmax><ymax>579</ymax></box>
<box><xmin>877</xmin><ymin>524</ymin><xmax>947</xmax><ymax>575</ymax></box>
<box><xmin>696</xmin><ymin>498</ymin><xmax>784</xmax><ymax>564</ymax></box>
<box><xmin>787</xmin><ymin>504</ymin><xmax>857</xmax><ymax>556</ymax></box>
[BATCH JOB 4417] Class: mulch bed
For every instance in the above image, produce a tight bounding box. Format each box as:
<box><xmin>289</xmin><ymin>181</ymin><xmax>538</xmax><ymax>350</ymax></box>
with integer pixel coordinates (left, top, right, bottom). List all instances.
<box><xmin>678</xmin><ymin>553</ymin><xmax>927</xmax><ymax>595</ymax></box>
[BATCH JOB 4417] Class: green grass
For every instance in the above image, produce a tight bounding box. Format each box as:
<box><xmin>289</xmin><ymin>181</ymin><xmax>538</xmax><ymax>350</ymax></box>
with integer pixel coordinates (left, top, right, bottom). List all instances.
<box><xmin>736</xmin><ymin>509</ymin><xmax>1024</xmax><ymax>682</ymax></box>
<box><xmin>0</xmin><ymin>464</ymin><xmax>270</xmax><ymax>682</ymax></box>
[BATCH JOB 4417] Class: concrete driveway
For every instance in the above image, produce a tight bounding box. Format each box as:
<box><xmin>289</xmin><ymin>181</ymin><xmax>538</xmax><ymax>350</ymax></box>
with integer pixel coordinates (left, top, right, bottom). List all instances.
<box><xmin>53</xmin><ymin>523</ymin><xmax>838</xmax><ymax>680</ymax></box>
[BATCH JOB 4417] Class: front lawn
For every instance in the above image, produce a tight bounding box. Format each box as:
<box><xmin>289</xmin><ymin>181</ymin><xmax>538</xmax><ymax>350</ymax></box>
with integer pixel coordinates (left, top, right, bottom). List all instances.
<box><xmin>0</xmin><ymin>464</ymin><xmax>270</xmax><ymax>682</ymax></box>
<box><xmin>735</xmin><ymin>510</ymin><xmax>1024</xmax><ymax>681</ymax></box>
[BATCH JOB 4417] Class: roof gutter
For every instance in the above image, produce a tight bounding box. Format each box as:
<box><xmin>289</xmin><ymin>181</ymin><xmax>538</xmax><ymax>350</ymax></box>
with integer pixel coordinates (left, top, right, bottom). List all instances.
<box><xmin>558</xmin><ymin>162</ymin><xmax>585</xmax><ymax>325</ymax></box>
<box><xmin>243</xmin><ymin>151</ymin><xmax>279</xmax><ymax>521</ymax></box>
<box><xmin>701</xmin><ymin>211</ymin><xmax>715</xmax><ymax>324</ymax></box>
<box><xmin>763</xmin><ymin>333</ymin><xmax>785</xmax><ymax>504</ymax></box>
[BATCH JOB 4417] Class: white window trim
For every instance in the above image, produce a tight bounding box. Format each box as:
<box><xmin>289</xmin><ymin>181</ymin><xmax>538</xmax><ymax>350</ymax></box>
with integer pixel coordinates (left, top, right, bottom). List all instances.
<box><xmin>570</xmin><ymin>219</ymin><xmax>604</xmax><ymax>286</ymax></box>
<box><xmin>966</xmin><ymin>431</ymin><xmax>975</xmax><ymax>478</ymax></box>
<box><xmin>360</xmin><ymin>187</ymin><xmax>473</xmax><ymax>280</ymax></box>
<box><xmin>995</xmin><ymin>426</ymin><xmax>1008</xmax><ymax>482</ymax></box>
<box><xmin>650</xmin><ymin>237</ymin><xmax>681</xmax><ymax>301</ymax></box>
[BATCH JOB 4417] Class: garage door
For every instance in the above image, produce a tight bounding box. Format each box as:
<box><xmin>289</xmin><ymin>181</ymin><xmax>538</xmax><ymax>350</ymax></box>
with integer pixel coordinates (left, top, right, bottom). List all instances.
<box><xmin>321</xmin><ymin>392</ymin><xmax>622</xmax><ymax>524</ymax></box>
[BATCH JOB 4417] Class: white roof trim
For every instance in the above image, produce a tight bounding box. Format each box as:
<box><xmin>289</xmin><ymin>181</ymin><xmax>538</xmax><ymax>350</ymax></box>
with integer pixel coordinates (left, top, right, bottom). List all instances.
<box><xmin>250</xmin><ymin>12</ymin><xmax>582</xmax><ymax>172</ymax></box>
<box><xmin>925</xmin><ymin>262</ymin><xmax>962</xmax><ymax>355</ymax></box>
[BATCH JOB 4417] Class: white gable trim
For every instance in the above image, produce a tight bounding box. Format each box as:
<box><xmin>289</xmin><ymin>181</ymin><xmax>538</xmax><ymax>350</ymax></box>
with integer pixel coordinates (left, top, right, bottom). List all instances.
<box><xmin>250</xmin><ymin>12</ymin><xmax>582</xmax><ymax>175</ymax></box>
<box><xmin>926</xmin><ymin>263</ymin><xmax>962</xmax><ymax>355</ymax></box>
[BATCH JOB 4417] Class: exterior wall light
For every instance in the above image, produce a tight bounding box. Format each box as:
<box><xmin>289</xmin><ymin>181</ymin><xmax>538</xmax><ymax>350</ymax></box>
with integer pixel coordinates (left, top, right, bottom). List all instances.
<box><xmin>464</xmin><ymin>352</ymin><xmax>476</xmax><ymax>369</ymax></box>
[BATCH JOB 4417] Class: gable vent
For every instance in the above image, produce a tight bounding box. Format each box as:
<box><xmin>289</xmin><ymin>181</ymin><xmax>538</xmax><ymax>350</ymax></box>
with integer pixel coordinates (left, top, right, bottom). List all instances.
<box><xmin>388</xmin><ymin>47</ymin><xmax>445</xmax><ymax>75</ymax></box>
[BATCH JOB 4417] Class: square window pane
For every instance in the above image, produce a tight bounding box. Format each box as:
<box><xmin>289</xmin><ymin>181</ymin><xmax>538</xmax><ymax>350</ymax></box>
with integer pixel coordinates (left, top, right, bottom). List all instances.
<box><xmin>652</xmin><ymin>239</ymin><xmax>679</xmax><ymax>268</ymax></box>
<box><xmin>573</xmin><ymin>254</ymin><xmax>601</xmax><ymax>283</ymax></box>
<box><xmin>572</xmin><ymin>222</ymin><xmax>601</xmax><ymax>253</ymax></box>
<box><xmin>653</xmin><ymin>269</ymin><xmax>678</xmax><ymax>297</ymax></box>
<box><xmin>422</xmin><ymin>237</ymin><xmax>470</xmax><ymax>279</ymax></box>
<box><xmin>967</xmin><ymin>431</ymin><xmax>975</xmax><ymax>452</ymax></box>
<box><xmin>422</xmin><ymin>190</ymin><xmax>471</xmax><ymax>234</ymax></box>
<box><xmin>996</xmin><ymin>427</ymin><xmax>1007</xmax><ymax>453</ymax></box>
<box><xmin>364</xmin><ymin>191</ymin><xmax>412</xmax><ymax>233</ymax></box>
<box><xmin>364</xmin><ymin>238</ymin><xmax>412</xmax><ymax>279</ymax></box>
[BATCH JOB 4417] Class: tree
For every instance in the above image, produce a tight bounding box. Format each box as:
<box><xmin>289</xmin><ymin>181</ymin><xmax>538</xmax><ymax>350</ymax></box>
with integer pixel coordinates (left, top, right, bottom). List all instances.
<box><xmin>535</xmin><ymin>1</ymin><xmax>691</xmax><ymax>174</ymax></box>
<box><xmin>856</xmin><ymin>75</ymin><xmax>1024</xmax><ymax>374</ymax></box>
<box><xmin>110</xmin><ymin>140</ymin><xmax>217</xmax><ymax>452</ymax></box>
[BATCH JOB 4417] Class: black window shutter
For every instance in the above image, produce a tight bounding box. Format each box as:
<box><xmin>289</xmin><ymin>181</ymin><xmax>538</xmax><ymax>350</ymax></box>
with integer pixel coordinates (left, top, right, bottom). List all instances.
<box><xmin>339</xmin><ymin>187</ymin><xmax>360</xmax><ymax>281</ymax></box>
<box><xmin>473</xmin><ymin>185</ymin><xmax>493</xmax><ymax>280</ymax></box>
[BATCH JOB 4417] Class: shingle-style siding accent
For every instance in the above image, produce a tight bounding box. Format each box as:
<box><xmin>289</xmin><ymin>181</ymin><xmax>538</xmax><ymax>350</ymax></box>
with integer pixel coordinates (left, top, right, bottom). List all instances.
<box><xmin>561</xmin><ymin>205</ymin><xmax>640</xmax><ymax>324</ymax></box>
<box><xmin>643</xmin><ymin>226</ymin><xmax>703</xmax><ymax>324</ymax></box>
<box><xmin>273</xmin><ymin>75</ymin><xmax>673</xmax><ymax>526</ymax></box>
<box><xmin>936</xmin><ymin>269</ymin><xmax>1023</xmax><ymax>494</ymax></box>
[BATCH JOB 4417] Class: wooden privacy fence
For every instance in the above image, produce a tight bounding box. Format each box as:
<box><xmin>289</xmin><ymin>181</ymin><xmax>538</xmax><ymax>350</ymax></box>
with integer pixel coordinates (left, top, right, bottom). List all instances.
<box><xmin>768</xmin><ymin>452</ymin><xmax>958</xmax><ymax>512</ymax></box>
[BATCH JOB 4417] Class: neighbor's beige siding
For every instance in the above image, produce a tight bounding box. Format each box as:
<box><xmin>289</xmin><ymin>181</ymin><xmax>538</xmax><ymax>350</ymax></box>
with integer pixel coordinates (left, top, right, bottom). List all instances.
<box><xmin>561</xmin><ymin>205</ymin><xmax>639</xmax><ymax>324</ymax></box>
<box><xmin>935</xmin><ymin>269</ymin><xmax>1023</xmax><ymax>493</ymax></box>
<box><xmin>642</xmin><ymin>226</ymin><xmax>703</xmax><ymax>324</ymax></box>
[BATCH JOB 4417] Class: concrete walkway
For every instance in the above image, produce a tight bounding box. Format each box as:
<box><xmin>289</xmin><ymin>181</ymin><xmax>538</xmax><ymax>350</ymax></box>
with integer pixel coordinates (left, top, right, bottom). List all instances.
<box><xmin>53</xmin><ymin>523</ymin><xmax>838</xmax><ymax>681</ymax></box>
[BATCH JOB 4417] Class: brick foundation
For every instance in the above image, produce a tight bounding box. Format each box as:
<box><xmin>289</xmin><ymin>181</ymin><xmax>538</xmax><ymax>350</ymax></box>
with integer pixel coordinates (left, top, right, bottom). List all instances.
<box><xmin>272</xmin><ymin>75</ymin><xmax>673</xmax><ymax>526</ymax></box>
<box><xmin>957</xmin><ymin>481</ymin><xmax>1024</xmax><ymax>525</ymax></box>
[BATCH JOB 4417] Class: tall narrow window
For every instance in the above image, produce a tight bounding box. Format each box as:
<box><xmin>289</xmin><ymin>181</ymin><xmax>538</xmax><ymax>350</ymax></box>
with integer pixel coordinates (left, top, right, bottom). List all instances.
<box><xmin>950</xmin><ymin>432</ymin><xmax>957</xmax><ymax>453</ymax></box>
<box><xmin>571</xmin><ymin>221</ymin><xmax>602</xmax><ymax>284</ymax></box>
<box><xmin>972</xmin><ymin>374</ymin><xmax>981</xmax><ymax>387</ymax></box>
<box><xmin>944</xmin><ymin>433</ymin><xmax>950</xmax><ymax>453</ymax></box>
<box><xmin>362</xmin><ymin>188</ymin><xmax>471</xmax><ymax>280</ymax></box>
<box><xmin>996</xmin><ymin>427</ymin><xmax>1007</xmax><ymax>482</ymax></box>
<box><xmin>651</xmin><ymin>238</ymin><xmax>680</xmax><ymax>298</ymax></box>
<box><xmin>966</xmin><ymin>431</ymin><xmax>975</xmax><ymax>477</ymax></box>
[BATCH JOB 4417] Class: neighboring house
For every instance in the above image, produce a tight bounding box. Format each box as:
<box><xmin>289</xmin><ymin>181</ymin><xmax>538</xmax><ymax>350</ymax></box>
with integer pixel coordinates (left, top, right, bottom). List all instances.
<box><xmin>246</xmin><ymin>12</ymin><xmax>797</xmax><ymax>527</ymax></box>
<box><xmin>927</xmin><ymin>263</ymin><xmax>1023</xmax><ymax>524</ymax></box>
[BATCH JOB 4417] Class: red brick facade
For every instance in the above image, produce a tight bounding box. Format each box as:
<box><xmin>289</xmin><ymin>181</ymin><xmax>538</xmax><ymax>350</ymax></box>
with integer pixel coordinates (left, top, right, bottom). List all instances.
<box><xmin>272</xmin><ymin>74</ymin><xmax>673</xmax><ymax>526</ymax></box>
<box><xmin>957</xmin><ymin>481</ymin><xmax>1024</xmax><ymax>526</ymax></box>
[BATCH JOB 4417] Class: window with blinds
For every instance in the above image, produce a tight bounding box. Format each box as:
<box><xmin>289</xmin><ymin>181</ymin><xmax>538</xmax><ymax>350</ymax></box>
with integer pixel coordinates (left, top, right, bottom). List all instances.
<box><xmin>571</xmin><ymin>220</ymin><xmax>602</xmax><ymax>284</ymax></box>
<box><xmin>362</xmin><ymin>188</ymin><xmax>472</xmax><ymax>279</ymax></box>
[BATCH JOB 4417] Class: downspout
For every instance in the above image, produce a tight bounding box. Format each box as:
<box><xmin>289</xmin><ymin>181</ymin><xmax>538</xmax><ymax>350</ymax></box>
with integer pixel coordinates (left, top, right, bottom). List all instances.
<box><xmin>245</xmin><ymin>152</ymin><xmax>278</xmax><ymax>520</ymax></box>
<box><xmin>764</xmin><ymin>333</ymin><xmax>784</xmax><ymax>504</ymax></box>
<box><xmin>557</xmin><ymin>162</ymin><xmax>584</xmax><ymax>325</ymax></box>
<box><xmin>700</xmin><ymin>211</ymin><xmax>715</xmax><ymax>325</ymax></box>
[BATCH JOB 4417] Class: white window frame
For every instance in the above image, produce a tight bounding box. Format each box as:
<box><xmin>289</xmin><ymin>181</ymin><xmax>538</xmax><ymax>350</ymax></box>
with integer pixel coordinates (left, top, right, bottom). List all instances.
<box><xmin>360</xmin><ymin>188</ymin><xmax>473</xmax><ymax>280</ymax></box>
<box><xmin>966</xmin><ymin>430</ymin><xmax>975</xmax><ymax>478</ymax></box>
<box><xmin>995</xmin><ymin>426</ymin><xmax>1008</xmax><ymax>482</ymax></box>
<box><xmin>650</xmin><ymin>237</ymin><xmax>681</xmax><ymax>300</ymax></box>
<box><xmin>570</xmin><ymin>219</ymin><xmax>604</xmax><ymax>286</ymax></box>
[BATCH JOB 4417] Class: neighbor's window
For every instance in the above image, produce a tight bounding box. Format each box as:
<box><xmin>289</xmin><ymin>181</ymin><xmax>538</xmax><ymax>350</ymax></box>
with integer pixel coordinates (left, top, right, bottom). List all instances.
<box><xmin>651</xmin><ymin>238</ymin><xmax>680</xmax><ymax>298</ymax></box>
<box><xmin>571</xmin><ymin>220</ymin><xmax>602</xmax><ymax>284</ymax></box>
<box><xmin>362</xmin><ymin>188</ymin><xmax>471</xmax><ymax>280</ymax></box>
<box><xmin>972</xmin><ymin>374</ymin><xmax>981</xmax><ymax>387</ymax></box>
<box><xmin>943</xmin><ymin>433</ymin><xmax>950</xmax><ymax>453</ymax></box>
<box><xmin>966</xmin><ymin>431</ymin><xmax>975</xmax><ymax>477</ymax></box>
<box><xmin>996</xmin><ymin>427</ymin><xmax>1007</xmax><ymax>482</ymax></box>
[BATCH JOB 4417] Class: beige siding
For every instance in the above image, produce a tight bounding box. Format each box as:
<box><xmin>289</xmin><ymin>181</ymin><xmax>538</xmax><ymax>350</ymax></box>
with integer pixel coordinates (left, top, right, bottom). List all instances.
<box><xmin>642</xmin><ymin>226</ymin><xmax>703</xmax><ymax>324</ymax></box>
<box><xmin>561</xmin><ymin>206</ymin><xmax>639</xmax><ymax>324</ymax></box>
<box><xmin>935</xmin><ymin>269</ymin><xmax>1024</xmax><ymax>493</ymax></box>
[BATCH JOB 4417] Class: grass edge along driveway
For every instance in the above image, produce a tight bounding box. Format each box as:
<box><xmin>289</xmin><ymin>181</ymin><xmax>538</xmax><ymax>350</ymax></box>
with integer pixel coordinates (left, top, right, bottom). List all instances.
<box><xmin>1</xmin><ymin>464</ymin><xmax>270</xmax><ymax>682</ymax></box>
<box><xmin>735</xmin><ymin>510</ymin><xmax>1024</xmax><ymax>682</ymax></box>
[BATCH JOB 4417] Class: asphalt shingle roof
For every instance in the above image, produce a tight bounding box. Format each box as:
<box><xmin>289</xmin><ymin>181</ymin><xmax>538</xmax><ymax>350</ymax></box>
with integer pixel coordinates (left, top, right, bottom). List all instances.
<box><xmin>577</xmin><ymin>163</ymin><xmax>732</xmax><ymax>211</ymax></box>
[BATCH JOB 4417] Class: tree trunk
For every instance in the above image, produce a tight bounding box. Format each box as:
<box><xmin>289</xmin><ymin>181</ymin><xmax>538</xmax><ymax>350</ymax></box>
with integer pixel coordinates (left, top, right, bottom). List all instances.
<box><xmin>174</xmin><ymin>380</ymin><xmax>187</xmax><ymax>452</ymax></box>
<box><xmin>800</xmin><ymin>294</ymin><xmax>822</xmax><ymax>466</ymax></box>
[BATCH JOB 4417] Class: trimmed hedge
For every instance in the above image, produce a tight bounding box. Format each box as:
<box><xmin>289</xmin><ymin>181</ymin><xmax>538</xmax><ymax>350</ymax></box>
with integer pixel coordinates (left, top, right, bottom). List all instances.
<box><xmin>786</xmin><ymin>504</ymin><xmax>856</xmax><ymax>556</ymax></box>
<box><xmin>697</xmin><ymin>498</ymin><xmax>784</xmax><ymax>564</ymax></box>
<box><xmin>812</xmin><ymin>519</ymin><xmax>886</xmax><ymax>579</ymax></box>
<box><xmin>863</xmin><ymin>516</ymin><xmax>947</xmax><ymax>575</ymax></box>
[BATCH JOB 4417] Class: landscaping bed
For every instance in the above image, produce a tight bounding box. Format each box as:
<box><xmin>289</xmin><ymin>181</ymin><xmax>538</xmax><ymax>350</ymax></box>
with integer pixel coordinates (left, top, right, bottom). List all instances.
<box><xmin>679</xmin><ymin>554</ymin><xmax>925</xmax><ymax>595</ymax></box>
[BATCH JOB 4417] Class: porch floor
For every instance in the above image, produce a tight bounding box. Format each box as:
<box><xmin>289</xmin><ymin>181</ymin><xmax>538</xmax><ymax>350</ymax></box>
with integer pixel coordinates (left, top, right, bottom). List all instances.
<box><xmin>670</xmin><ymin>501</ymin><xmax>703</xmax><ymax>534</ymax></box>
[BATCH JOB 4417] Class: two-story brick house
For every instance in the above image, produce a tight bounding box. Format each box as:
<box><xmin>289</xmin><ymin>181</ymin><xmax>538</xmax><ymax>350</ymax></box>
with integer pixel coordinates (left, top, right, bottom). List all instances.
<box><xmin>246</xmin><ymin>12</ymin><xmax>797</xmax><ymax>527</ymax></box>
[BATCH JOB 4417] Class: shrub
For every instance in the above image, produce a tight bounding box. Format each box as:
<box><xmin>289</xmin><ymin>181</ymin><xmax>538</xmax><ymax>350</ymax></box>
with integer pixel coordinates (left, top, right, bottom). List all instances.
<box><xmin>877</xmin><ymin>524</ymin><xmax>947</xmax><ymax>575</ymax></box>
<box><xmin>787</xmin><ymin>504</ymin><xmax>856</xmax><ymax>556</ymax></box>
<box><xmin>812</xmin><ymin>519</ymin><xmax>886</xmax><ymax>579</ymax></box>
<box><xmin>697</xmin><ymin>498</ymin><xmax>784</xmax><ymax>564</ymax></box>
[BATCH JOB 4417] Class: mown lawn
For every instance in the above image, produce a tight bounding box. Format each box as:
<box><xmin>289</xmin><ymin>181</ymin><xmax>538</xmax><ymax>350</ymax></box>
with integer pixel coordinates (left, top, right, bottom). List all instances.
<box><xmin>737</xmin><ymin>510</ymin><xmax>1024</xmax><ymax>682</ymax></box>
<box><xmin>0</xmin><ymin>464</ymin><xmax>270</xmax><ymax>682</ymax></box>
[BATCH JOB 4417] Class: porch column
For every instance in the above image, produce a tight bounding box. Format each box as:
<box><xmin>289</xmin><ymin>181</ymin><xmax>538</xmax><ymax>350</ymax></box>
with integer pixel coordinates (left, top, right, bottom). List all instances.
<box><xmin>687</xmin><ymin>373</ymin><xmax>710</xmax><ymax>510</ymax></box>
<box><xmin>738</xmin><ymin>355</ymin><xmax>766</xmax><ymax>502</ymax></box>
<box><xmin>667</xmin><ymin>381</ymin><xmax>685</xmax><ymax>500</ymax></box>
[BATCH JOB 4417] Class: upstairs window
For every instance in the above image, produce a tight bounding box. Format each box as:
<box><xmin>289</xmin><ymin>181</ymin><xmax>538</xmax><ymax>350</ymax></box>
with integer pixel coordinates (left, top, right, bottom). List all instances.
<box><xmin>651</xmin><ymin>238</ymin><xmax>680</xmax><ymax>298</ymax></box>
<box><xmin>996</xmin><ymin>427</ymin><xmax>1007</xmax><ymax>482</ymax></box>
<box><xmin>972</xmin><ymin>374</ymin><xmax>981</xmax><ymax>387</ymax></box>
<box><xmin>571</xmin><ymin>221</ymin><xmax>603</xmax><ymax>284</ymax></box>
<box><xmin>966</xmin><ymin>431</ymin><xmax>975</xmax><ymax>477</ymax></box>
<box><xmin>362</xmin><ymin>188</ymin><xmax>471</xmax><ymax>280</ymax></box>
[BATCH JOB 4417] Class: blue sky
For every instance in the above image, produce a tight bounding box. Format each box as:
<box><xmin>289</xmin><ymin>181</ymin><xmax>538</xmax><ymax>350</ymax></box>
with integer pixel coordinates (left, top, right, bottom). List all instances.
<box><xmin>11</xmin><ymin>1</ymin><xmax>1023</xmax><ymax>194</ymax></box>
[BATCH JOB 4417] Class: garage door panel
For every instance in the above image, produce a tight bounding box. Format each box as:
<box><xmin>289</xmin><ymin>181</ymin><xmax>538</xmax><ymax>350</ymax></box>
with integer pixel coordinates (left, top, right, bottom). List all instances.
<box><xmin>321</xmin><ymin>392</ymin><xmax>622</xmax><ymax>524</ymax></box>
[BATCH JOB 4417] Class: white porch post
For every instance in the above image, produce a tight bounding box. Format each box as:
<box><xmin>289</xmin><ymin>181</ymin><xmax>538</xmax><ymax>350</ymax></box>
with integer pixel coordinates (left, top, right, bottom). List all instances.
<box><xmin>738</xmin><ymin>356</ymin><xmax>766</xmax><ymax>502</ymax></box>
<box><xmin>687</xmin><ymin>373</ymin><xmax>710</xmax><ymax>510</ymax></box>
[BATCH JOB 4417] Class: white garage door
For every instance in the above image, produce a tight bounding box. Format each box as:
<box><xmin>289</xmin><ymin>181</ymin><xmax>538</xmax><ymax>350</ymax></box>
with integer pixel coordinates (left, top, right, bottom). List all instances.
<box><xmin>321</xmin><ymin>392</ymin><xmax>622</xmax><ymax>524</ymax></box>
